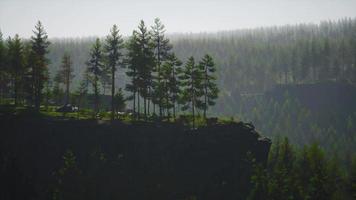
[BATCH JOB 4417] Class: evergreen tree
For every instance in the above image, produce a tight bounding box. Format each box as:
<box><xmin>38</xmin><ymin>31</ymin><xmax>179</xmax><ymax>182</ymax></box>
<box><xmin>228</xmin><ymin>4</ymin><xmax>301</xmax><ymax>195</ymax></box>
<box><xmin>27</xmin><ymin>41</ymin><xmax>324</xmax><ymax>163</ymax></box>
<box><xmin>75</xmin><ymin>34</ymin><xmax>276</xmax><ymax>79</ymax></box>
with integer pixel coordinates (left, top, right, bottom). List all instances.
<box><xmin>151</xmin><ymin>18</ymin><xmax>172</xmax><ymax>117</ymax></box>
<box><xmin>0</xmin><ymin>30</ymin><xmax>8</xmax><ymax>102</ymax></box>
<box><xmin>125</xmin><ymin>31</ymin><xmax>140</xmax><ymax>117</ymax></box>
<box><xmin>22</xmin><ymin>43</ymin><xmax>36</xmax><ymax>105</ymax></box>
<box><xmin>198</xmin><ymin>54</ymin><xmax>219</xmax><ymax>118</ymax></box>
<box><xmin>53</xmin><ymin>150</ymin><xmax>84</xmax><ymax>200</ymax></box>
<box><xmin>180</xmin><ymin>57</ymin><xmax>203</xmax><ymax>127</ymax></box>
<box><xmin>137</xmin><ymin>20</ymin><xmax>155</xmax><ymax>119</ymax></box>
<box><xmin>7</xmin><ymin>34</ymin><xmax>24</xmax><ymax>105</ymax></box>
<box><xmin>104</xmin><ymin>24</ymin><xmax>124</xmax><ymax>120</ymax></box>
<box><xmin>113</xmin><ymin>88</ymin><xmax>126</xmax><ymax>119</ymax></box>
<box><xmin>43</xmin><ymin>70</ymin><xmax>51</xmax><ymax>110</ymax></box>
<box><xmin>30</xmin><ymin>21</ymin><xmax>50</xmax><ymax>111</ymax></box>
<box><xmin>74</xmin><ymin>76</ymin><xmax>89</xmax><ymax>117</ymax></box>
<box><xmin>125</xmin><ymin>20</ymin><xmax>155</xmax><ymax>119</ymax></box>
<box><xmin>350</xmin><ymin>156</ymin><xmax>356</xmax><ymax>199</ymax></box>
<box><xmin>52</xmin><ymin>70</ymin><xmax>64</xmax><ymax>105</ymax></box>
<box><xmin>159</xmin><ymin>53</ymin><xmax>182</xmax><ymax>119</ymax></box>
<box><xmin>57</xmin><ymin>53</ymin><xmax>74</xmax><ymax>104</ymax></box>
<box><xmin>86</xmin><ymin>38</ymin><xmax>104</xmax><ymax>116</ymax></box>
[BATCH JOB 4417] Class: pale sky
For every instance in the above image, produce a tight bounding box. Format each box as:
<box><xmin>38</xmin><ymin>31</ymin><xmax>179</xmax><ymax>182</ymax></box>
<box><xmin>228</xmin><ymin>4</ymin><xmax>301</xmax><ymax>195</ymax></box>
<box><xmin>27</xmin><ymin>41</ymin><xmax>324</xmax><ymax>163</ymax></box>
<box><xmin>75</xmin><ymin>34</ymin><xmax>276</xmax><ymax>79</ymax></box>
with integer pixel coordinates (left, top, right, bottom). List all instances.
<box><xmin>1</xmin><ymin>0</ymin><xmax>356</xmax><ymax>38</ymax></box>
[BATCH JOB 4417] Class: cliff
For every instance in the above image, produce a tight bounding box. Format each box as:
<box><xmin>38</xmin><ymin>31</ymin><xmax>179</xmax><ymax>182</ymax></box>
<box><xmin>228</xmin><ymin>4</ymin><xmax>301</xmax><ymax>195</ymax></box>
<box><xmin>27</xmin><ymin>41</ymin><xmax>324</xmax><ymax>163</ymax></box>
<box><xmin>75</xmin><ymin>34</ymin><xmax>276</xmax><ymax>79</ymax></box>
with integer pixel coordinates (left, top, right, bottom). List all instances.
<box><xmin>0</xmin><ymin>108</ymin><xmax>271</xmax><ymax>200</ymax></box>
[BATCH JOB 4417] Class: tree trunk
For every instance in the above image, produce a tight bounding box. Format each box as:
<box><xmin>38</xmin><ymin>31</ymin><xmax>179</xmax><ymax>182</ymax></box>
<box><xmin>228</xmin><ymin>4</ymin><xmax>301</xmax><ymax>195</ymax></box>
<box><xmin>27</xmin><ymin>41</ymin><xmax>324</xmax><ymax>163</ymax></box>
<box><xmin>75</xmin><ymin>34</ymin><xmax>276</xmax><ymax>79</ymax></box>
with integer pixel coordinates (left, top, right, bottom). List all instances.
<box><xmin>137</xmin><ymin>91</ymin><xmax>140</xmax><ymax>119</ymax></box>
<box><xmin>94</xmin><ymin>75</ymin><xmax>99</xmax><ymax>117</ymax></box>
<box><xmin>144</xmin><ymin>96</ymin><xmax>147</xmax><ymax>120</ymax></box>
<box><xmin>14</xmin><ymin>76</ymin><xmax>18</xmax><ymax>106</ymax></box>
<box><xmin>66</xmin><ymin>75</ymin><xmax>70</xmax><ymax>104</ymax></box>
<box><xmin>111</xmin><ymin>67</ymin><xmax>115</xmax><ymax>120</ymax></box>
<box><xmin>204</xmin><ymin>67</ymin><xmax>208</xmax><ymax>119</ymax></box>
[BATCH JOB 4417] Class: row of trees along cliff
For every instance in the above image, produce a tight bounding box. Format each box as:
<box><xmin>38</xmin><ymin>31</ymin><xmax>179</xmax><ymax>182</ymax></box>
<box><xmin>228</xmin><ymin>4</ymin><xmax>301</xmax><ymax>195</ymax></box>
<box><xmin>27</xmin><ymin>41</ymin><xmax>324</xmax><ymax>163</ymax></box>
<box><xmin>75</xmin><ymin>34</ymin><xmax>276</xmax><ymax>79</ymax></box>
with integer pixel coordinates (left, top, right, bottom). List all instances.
<box><xmin>0</xmin><ymin>19</ymin><xmax>219</xmax><ymax>126</ymax></box>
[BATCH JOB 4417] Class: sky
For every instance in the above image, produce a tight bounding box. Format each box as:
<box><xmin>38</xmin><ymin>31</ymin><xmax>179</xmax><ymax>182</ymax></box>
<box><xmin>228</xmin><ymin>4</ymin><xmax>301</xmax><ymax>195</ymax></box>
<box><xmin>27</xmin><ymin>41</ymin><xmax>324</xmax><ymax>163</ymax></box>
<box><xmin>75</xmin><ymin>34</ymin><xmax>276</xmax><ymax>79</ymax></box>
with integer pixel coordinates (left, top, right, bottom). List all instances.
<box><xmin>1</xmin><ymin>0</ymin><xmax>356</xmax><ymax>38</ymax></box>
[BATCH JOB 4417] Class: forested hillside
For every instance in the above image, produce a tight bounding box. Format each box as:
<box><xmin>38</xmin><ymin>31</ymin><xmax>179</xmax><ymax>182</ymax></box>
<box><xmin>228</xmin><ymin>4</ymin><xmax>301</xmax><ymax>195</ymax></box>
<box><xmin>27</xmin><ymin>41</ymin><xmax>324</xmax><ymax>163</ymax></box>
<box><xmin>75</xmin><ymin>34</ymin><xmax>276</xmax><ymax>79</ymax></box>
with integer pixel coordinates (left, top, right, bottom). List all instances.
<box><xmin>46</xmin><ymin>18</ymin><xmax>356</xmax><ymax>114</ymax></box>
<box><xmin>47</xmin><ymin>18</ymin><xmax>356</xmax><ymax>92</ymax></box>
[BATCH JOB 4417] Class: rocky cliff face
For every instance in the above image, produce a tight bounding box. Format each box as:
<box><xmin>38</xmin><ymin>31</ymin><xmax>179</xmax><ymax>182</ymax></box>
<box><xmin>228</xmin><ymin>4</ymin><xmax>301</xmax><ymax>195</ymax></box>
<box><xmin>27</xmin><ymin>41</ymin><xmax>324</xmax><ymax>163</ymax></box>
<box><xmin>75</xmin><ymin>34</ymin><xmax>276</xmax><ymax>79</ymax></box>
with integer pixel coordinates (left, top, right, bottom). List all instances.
<box><xmin>0</xmin><ymin>112</ymin><xmax>271</xmax><ymax>200</ymax></box>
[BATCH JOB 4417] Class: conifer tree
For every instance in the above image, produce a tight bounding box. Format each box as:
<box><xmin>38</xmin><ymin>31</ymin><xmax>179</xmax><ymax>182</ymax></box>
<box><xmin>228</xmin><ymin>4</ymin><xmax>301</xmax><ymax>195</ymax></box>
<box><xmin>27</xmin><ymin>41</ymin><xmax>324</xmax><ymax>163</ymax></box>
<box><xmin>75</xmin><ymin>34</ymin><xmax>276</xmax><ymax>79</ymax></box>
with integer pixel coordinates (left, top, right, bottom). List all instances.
<box><xmin>86</xmin><ymin>38</ymin><xmax>104</xmax><ymax>116</ymax></box>
<box><xmin>57</xmin><ymin>53</ymin><xmax>74</xmax><ymax>104</ymax></box>
<box><xmin>22</xmin><ymin>43</ymin><xmax>35</xmax><ymax>105</ymax></box>
<box><xmin>30</xmin><ymin>21</ymin><xmax>50</xmax><ymax>111</ymax></box>
<box><xmin>125</xmin><ymin>20</ymin><xmax>155</xmax><ymax>119</ymax></box>
<box><xmin>180</xmin><ymin>57</ymin><xmax>203</xmax><ymax>127</ymax></box>
<box><xmin>52</xmin><ymin>71</ymin><xmax>64</xmax><ymax>105</ymax></box>
<box><xmin>7</xmin><ymin>34</ymin><xmax>24</xmax><ymax>105</ymax></box>
<box><xmin>74</xmin><ymin>76</ymin><xmax>89</xmax><ymax>116</ymax></box>
<box><xmin>113</xmin><ymin>88</ymin><xmax>126</xmax><ymax>119</ymax></box>
<box><xmin>104</xmin><ymin>24</ymin><xmax>124</xmax><ymax>120</ymax></box>
<box><xmin>0</xmin><ymin>30</ymin><xmax>7</xmax><ymax>102</ymax></box>
<box><xmin>151</xmin><ymin>18</ymin><xmax>172</xmax><ymax>117</ymax></box>
<box><xmin>350</xmin><ymin>156</ymin><xmax>356</xmax><ymax>199</ymax></box>
<box><xmin>137</xmin><ymin>20</ymin><xmax>155</xmax><ymax>119</ymax></box>
<box><xmin>199</xmin><ymin>54</ymin><xmax>219</xmax><ymax>118</ymax></box>
<box><xmin>159</xmin><ymin>53</ymin><xmax>182</xmax><ymax>119</ymax></box>
<box><xmin>125</xmin><ymin>31</ymin><xmax>140</xmax><ymax>117</ymax></box>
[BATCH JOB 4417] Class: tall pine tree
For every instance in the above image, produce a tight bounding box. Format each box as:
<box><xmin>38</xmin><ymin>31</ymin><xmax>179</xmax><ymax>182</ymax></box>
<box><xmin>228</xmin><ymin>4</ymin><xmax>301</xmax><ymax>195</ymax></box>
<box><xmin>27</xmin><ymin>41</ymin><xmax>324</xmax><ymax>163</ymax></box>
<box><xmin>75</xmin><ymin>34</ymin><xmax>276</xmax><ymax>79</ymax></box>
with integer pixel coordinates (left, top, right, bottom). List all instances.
<box><xmin>0</xmin><ymin>30</ymin><xmax>7</xmax><ymax>102</ymax></box>
<box><xmin>151</xmin><ymin>18</ymin><xmax>172</xmax><ymax>117</ymax></box>
<box><xmin>126</xmin><ymin>20</ymin><xmax>155</xmax><ymax>119</ymax></box>
<box><xmin>30</xmin><ymin>21</ymin><xmax>50</xmax><ymax>111</ymax></box>
<box><xmin>57</xmin><ymin>53</ymin><xmax>74</xmax><ymax>104</ymax></box>
<box><xmin>159</xmin><ymin>53</ymin><xmax>182</xmax><ymax>119</ymax></box>
<box><xmin>86</xmin><ymin>38</ymin><xmax>104</xmax><ymax>116</ymax></box>
<box><xmin>199</xmin><ymin>54</ymin><xmax>219</xmax><ymax>118</ymax></box>
<box><xmin>180</xmin><ymin>57</ymin><xmax>203</xmax><ymax>127</ymax></box>
<box><xmin>7</xmin><ymin>34</ymin><xmax>24</xmax><ymax>105</ymax></box>
<box><xmin>104</xmin><ymin>24</ymin><xmax>124</xmax><ymax>120</ymax></box>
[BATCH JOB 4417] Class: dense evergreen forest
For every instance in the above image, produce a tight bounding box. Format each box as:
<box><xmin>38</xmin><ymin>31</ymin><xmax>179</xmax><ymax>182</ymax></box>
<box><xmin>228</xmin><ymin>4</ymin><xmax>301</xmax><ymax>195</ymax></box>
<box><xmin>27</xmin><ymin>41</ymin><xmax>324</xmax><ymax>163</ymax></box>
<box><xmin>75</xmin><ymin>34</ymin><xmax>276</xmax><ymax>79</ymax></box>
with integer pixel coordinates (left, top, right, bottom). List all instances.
<box><xmin>1</xmin><ymin>17</ymin><xmax>356</xmax><ymax>199</ymax></box>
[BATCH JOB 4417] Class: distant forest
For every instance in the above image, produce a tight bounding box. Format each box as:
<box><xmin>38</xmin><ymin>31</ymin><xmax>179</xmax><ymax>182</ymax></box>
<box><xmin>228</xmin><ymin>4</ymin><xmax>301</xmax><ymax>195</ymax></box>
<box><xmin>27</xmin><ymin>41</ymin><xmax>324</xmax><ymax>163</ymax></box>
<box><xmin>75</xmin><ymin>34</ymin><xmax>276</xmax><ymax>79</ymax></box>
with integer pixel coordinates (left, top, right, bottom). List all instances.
<box><xmin>44</xmin><ymin>18</ymin><xmax>356</xmax><ymax>92</ymax></box>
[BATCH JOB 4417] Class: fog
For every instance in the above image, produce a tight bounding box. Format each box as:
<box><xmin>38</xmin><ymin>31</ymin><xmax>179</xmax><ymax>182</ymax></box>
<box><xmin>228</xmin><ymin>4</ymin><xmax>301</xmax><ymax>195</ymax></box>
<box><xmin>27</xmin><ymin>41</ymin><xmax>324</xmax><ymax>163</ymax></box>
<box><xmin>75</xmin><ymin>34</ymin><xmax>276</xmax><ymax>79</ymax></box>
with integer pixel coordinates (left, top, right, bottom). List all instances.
<box><xmin>1</xmin><ymin>0</ymin><xmax>356</xmax><ymax>38</ymax></box>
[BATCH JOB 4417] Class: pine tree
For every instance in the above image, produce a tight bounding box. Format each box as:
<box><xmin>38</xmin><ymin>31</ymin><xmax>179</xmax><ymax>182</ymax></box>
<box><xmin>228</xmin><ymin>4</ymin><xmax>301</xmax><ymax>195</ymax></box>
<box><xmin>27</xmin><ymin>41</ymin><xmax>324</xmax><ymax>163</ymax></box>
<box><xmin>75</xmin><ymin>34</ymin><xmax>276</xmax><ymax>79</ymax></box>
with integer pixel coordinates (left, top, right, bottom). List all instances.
<box><xmin>159</xmin><ymin>53</ymin><xmax>182</xmax><ymax>119</ymax></box>
<box><xmin>180</xmin><ymin>57</ymin><xmax>203</xmax><ymax>128</ymax></box>
<box><xmin>125</xmin><ymin>31</ymin><xmax>140</xmax><ymax>117</ymax></box>
<box><xmin>86</xmin><ymin>38</ymin><xmax>104</xmax><ymax>116</ymax></box>
<box><xmin>7</xmin><ymin>34</ymin><xmax>24</xmax><ymax>105</ymax></box>
<box><xmin>30</xmin><ymin>21</ymin><xmax>50</xmax><ymax>111</ymax></box>
<box><xmin>125</xmin><ymin>20</ymin><xmax>155</xmax><ymax>119</ymax></box>
<box><xmin>198</xmin><ymin>54</ymin><xmax>219</xmax><ymax>119</ymax></box>
<box><xmin>57</xmin><ymin>53</ymin><xmax>74</xmax><ymax>104</ymax></box>
<box><xmin>113</xmin><ymin>88</ymin><xmax>126</xmax><ymax>119</ymax></box>
<box><xmin>104</xmin><ymin>24</ymin><xmax>124</xmax><ymax>120</ymax></box>
<box><xmin>137</xmin><ymin>20</ymin><xmax>155</xmax><ymax>119</ymax></box>
<box><xmin>74</xmin><ymin>76</ymin><xmax>89</xmax><ymax>118</ymax></box>
<box><xmin>350</xmin><ymin>156</ymin><xmax>356</xmax><ymax>199</ymax></box>
<box><xmin>151</xmin><ymin>18</ymin><xmax>172</xmax><ymax>117</ymax></box>
<box><xmin>0</xmin><ymin>30</ymin><xmax>7</xmax><ymax>103</ymax></box>
<box><xmin>52</xmin><ymin>70</ymin><xmax>64</xmax><ymax>105</ymax></box>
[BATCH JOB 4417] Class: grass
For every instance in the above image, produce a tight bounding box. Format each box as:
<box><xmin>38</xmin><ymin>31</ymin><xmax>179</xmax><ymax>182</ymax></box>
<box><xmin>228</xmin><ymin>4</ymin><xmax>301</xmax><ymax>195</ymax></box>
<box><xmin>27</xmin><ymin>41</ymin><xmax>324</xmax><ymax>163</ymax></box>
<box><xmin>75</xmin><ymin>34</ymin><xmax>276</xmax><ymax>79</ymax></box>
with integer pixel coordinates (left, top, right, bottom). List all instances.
<box><xmin>1</xmin><ymin>102</ymin><xmax>240</xmax><ymax>127</ymax></box>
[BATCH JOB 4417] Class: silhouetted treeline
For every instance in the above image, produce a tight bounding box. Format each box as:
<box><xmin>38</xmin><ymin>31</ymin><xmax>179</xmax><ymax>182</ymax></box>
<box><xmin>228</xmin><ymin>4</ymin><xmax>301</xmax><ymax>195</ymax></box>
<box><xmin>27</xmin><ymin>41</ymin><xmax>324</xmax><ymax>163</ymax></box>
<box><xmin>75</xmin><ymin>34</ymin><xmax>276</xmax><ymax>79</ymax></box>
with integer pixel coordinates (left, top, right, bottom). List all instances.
<box><xmin>0</xmin><ymin>19</ymin><xmax>220</xmax><ymax>122</ymax></box>
<box><xmin>15</xmin><ymin>18</ymin><xmax>356</xmax><ymax>116</ymax></box>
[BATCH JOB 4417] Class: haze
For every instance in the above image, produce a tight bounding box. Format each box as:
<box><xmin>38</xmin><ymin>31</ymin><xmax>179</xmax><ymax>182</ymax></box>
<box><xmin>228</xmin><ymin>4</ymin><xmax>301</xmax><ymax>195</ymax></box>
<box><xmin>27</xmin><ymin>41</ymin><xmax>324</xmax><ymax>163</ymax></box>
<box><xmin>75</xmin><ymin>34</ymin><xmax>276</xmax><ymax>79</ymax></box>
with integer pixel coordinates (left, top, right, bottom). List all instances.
<box><xmin>1</xmin><ymin>0</ymin><xmax>356</xmax><ymax>38</ymax></box>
